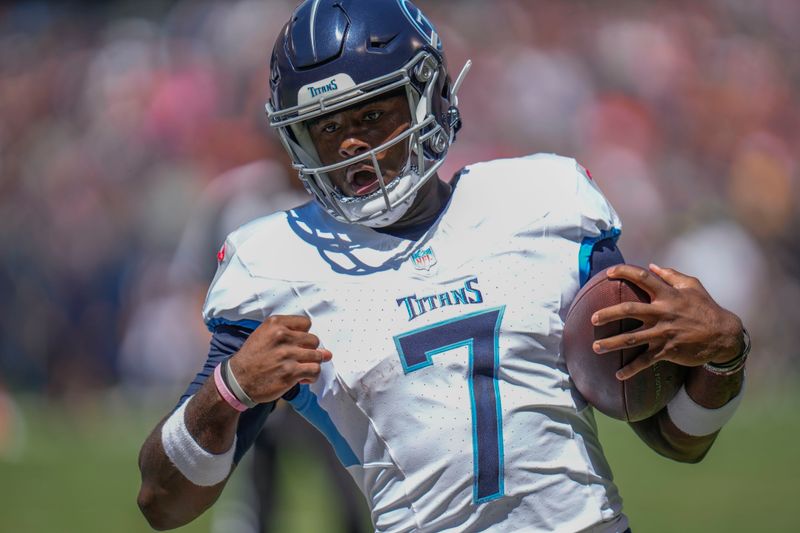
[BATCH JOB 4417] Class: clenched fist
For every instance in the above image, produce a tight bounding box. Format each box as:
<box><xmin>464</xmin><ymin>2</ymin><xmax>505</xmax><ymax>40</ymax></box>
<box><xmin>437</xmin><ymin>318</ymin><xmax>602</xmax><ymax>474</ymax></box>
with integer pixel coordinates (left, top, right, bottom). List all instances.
<box><xmin>229</xmin><ymin>315</ymin><xmax>332</xmax><ymax>403</ymax></box>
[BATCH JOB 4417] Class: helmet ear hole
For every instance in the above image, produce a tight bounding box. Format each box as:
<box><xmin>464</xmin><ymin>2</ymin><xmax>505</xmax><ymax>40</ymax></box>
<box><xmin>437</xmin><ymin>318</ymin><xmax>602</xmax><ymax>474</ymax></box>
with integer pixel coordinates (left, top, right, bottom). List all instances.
<box><xmin>428</xmin><ymin>131</ymin><xmax>448</xmax><ymax>154</ymax></box>
<box><xmin>414</xmin><ymin>56</ymin><xmax>437</xmax><ymax>82</ymax></box>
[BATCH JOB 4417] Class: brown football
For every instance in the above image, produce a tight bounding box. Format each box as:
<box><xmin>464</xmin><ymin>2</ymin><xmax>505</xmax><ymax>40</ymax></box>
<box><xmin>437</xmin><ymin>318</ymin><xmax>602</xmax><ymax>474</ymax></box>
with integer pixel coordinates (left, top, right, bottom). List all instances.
<box><xmin>562</xmin><ymin>268</ymin><xmax>687</xmax><ymax>421</ymax></box>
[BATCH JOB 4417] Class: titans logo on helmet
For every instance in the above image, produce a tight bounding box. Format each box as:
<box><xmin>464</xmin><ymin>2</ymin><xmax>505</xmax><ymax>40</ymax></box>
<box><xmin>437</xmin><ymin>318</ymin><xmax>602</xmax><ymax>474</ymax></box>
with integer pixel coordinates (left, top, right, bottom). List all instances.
<box><xmin>397</xmin><ymin>0</ymin><xmax>443</xmax><ymax>50</ymax></box>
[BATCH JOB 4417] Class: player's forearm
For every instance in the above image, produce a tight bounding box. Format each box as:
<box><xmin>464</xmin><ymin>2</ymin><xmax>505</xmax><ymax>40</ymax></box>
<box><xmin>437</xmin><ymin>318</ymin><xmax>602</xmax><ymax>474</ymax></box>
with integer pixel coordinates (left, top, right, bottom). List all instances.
<box><xmin>684</xmin><ymin>360</ymin><xmax>744</xmax><ymax>409</ymax></box>
<box><xmin>183</xmin><ymin>377</ymin><xmax>241</xmax><ymax>452</ymax></box>
<box><xmin>629</xmin><ymin>410</ymin><xmax>717</xmax><ymax>463</ymax></box>
<box><xmin>631</xmin><ymin>366</ymin><xmax>744</xmax><ymax>463</ymax></box>
<box><xmin>137</xmin><ymin>421</ymin><xmax>228</xmax><ymax>529</ymax></box>
<box><xmin>137</xmin><ymin>379</ymin><xmax>240</xmax><ymax>529</ymax></box>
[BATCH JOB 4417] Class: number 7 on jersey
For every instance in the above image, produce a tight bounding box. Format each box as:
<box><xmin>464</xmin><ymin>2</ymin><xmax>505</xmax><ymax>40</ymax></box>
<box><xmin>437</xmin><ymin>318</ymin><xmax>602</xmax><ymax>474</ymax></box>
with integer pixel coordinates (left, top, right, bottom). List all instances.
<box><xmin>393</xmin><ymin>306</ymin><xmax>505</xmax><ymax>504</ymax></box>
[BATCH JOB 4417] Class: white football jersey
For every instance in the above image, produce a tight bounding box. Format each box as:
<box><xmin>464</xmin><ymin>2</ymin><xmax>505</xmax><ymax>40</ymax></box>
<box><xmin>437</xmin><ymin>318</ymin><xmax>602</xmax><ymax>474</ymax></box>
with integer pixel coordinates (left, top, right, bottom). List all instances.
<box><xmin>203</xmin><ymin>154</ymin><xmax>627</xmax><ymax>532</ymax></box>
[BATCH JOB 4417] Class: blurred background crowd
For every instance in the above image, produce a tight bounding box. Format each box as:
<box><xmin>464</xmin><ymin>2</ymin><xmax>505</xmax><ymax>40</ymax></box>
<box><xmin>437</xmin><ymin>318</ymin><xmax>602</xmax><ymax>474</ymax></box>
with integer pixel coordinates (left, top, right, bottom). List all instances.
<box><xmin>1</xmin><ymin>0</ymin><xmax>799</xmax><ymax>472</ymax></box>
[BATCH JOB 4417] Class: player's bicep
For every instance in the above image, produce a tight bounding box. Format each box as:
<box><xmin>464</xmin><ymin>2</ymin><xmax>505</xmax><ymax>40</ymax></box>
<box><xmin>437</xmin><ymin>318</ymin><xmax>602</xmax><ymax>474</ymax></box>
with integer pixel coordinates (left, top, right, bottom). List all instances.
<box><xmin>177</xmin><ymin>324</ymin><xmax>275</xmax><ymax>464</ymax></box>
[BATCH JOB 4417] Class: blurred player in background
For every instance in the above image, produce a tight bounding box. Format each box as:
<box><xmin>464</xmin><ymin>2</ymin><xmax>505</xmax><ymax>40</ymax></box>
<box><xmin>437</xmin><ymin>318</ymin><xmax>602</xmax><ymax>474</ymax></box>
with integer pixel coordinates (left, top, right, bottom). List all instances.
<box><xmin>138</xmin><ymin>1</ymin><xmax>750</xmax><ymax>531</ymax></box>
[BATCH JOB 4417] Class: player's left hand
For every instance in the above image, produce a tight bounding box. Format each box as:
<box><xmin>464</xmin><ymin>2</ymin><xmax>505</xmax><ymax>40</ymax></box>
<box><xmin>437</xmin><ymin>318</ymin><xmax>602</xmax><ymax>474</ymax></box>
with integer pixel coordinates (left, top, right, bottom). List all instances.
<box><xmin>590</xmin><ymin>264</ymin><xmax>744</xmax><ymax>380</ymax></box>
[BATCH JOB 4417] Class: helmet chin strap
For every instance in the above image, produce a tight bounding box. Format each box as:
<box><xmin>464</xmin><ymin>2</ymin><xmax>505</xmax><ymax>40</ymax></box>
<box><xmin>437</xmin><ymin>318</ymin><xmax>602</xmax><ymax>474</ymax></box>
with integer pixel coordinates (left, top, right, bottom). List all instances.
<box><xmin>341</xmin><ymin>161</ymin><xmax>422</xmax><ymax>228</ymax></box>
<box><xmin>360</xmin><ymin>189</ymin><xmax>418</xmax><ymax>228</ymax></box>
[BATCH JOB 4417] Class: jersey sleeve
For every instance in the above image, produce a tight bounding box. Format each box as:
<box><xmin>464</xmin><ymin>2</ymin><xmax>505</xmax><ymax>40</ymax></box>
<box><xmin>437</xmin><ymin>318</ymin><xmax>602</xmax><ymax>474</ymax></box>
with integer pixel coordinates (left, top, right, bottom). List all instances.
<box><xmin>569</xmin><ymin>160</ymin><xmax>623</xmax><ymax>285</ymax></box>
<box><xmin>202</xmin><ymin>231</ymin><xmax>266</xmax><ymax>332</ymax></box>
<box><xmin>519</xmin><ymin>155</ymin><xmax>623</xmax><ymax>285</ymax></box>
<box><xmin>202</xmin><ymin>219</ymin><xmax>302</xmax><ymax>332</ymax></box>
<box><xmin>573</xmin><ymin>161</ymin><xmax>620</xmax><ymax>230</ymax></box>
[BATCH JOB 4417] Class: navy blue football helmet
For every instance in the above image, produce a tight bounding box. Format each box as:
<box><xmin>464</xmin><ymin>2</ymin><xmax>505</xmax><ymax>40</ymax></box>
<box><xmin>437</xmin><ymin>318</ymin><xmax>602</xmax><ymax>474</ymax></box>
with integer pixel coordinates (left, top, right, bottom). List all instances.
<box><xmin>266</xmin><ymin>0</ymin><xmax>470</xmax><ymax>227</ymax></box>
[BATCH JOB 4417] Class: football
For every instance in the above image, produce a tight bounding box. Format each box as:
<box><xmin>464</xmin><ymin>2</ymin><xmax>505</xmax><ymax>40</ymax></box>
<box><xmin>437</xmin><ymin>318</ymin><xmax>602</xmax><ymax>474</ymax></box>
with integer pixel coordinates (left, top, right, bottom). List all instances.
<box><xmin>562</xmin><ymin>268</ymin><xmax>687</xmax><ymax>422</ymax></box>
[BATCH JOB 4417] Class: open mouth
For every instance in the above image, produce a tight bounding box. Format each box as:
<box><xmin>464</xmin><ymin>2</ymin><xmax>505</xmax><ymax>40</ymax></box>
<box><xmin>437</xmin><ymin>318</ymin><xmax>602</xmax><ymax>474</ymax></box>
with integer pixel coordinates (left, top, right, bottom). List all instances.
<box><xmin>334</xmin><ymin>162</ymin><xmax>406</xmax><ymax>203</ymax></box>
<box><xmin>347</xmin><ymin>166</ymin><xmax>381</xmax><ymax>196</ymax></box>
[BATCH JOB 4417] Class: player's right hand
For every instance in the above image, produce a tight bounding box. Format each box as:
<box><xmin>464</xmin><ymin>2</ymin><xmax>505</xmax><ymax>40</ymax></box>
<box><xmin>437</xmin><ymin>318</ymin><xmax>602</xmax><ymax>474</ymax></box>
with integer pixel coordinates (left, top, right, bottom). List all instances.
<box><xmin>228</xmin><ymin>315</ymin><xmax>332</xmax><ymax>404</ymax></box>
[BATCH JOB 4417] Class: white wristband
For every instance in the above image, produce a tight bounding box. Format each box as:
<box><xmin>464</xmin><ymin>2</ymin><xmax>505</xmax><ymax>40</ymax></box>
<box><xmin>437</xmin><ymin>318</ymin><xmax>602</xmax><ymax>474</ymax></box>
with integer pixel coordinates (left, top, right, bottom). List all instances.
<box><xmin>666</xmin><ymin>377</ymin><xmax>745</xmax><ymax>437</ymax></box>
<box><xmin>161</xmin><ymin>396</ymin><xmax>236</xmax><ymax>486</ymax></box>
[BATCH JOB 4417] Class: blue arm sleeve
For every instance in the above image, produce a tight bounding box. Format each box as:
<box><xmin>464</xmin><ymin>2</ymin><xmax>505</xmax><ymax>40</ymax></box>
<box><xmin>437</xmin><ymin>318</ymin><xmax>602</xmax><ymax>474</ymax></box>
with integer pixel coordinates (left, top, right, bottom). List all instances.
<box><xmin>587</xmin><ymin>237</ymin><xmax>625</xmax><ymax>280</ymax></box>
<box><xmin>177</xmin><ymin>324</ymin><xmax>275</xmax><ymax>464</ymax></box>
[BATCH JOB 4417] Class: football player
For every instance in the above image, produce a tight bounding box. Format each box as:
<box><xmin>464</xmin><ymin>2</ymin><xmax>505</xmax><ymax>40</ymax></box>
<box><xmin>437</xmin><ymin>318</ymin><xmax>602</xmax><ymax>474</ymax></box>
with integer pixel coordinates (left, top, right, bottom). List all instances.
<box><xmin>138</xmin><ymin>1</ymin><xmax>748</xmax><ymax>531</ymax></box>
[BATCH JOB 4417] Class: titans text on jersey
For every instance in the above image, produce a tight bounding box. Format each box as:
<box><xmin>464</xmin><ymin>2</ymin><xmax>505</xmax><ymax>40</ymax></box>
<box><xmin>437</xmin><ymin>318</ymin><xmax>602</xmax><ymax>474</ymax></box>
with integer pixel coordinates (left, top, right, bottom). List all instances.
<box><xmin>396</xmin><ymin>277</ymin><xmax>483</xmax><ymax>321</ymax></box>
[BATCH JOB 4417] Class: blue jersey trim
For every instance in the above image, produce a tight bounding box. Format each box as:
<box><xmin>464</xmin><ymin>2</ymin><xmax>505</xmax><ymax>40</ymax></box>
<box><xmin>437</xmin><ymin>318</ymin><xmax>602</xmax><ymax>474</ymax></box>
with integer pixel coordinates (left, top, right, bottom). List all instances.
<box><xmin>579</xmin><ymin>228</ymin><xmax>621</xmax><ymax>286</ymax></box>
<box><xmin>287</xmin><ymin>385</ymin><xmax>360</xmax><ymax>468</ymax></box>
<box><xmin>205</xmin><ymin>317</ymin><xmax>262</xmax><ymax>333</ymax></box>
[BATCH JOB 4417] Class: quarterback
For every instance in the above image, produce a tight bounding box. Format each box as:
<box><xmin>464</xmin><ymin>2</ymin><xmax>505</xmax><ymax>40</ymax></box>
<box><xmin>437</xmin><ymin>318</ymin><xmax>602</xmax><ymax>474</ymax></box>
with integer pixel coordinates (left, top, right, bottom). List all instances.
<box><xmin>137</xmin><ymin>1</ymin><xmax>748</xmax><ymax>531</ymax></box>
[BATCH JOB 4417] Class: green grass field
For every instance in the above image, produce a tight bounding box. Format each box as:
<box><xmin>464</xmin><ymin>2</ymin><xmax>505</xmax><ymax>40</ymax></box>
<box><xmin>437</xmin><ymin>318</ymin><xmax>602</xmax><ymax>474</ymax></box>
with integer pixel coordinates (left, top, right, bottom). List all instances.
<box><xmin>596</xmin><ymin>389</ymin><xmax>799</xmax><ymax>532</ymax></box>
<box><xmin>0</xmin><ymin>389</ymin><xmax>797</xmax><ymax>533</ymax></box>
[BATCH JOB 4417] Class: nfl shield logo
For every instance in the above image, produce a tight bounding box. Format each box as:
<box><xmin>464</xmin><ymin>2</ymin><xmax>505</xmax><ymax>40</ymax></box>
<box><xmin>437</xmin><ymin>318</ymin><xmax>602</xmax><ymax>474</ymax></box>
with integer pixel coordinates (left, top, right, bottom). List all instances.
<box><xmin>411</xmin><ymin>246</ymin><xmax>437</xmax><ymax>271</ymax></box>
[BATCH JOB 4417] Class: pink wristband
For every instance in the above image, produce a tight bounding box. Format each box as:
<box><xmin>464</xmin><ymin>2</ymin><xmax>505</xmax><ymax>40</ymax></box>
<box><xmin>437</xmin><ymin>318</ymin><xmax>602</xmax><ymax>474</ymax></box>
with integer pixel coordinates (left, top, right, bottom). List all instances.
<box><xmin>214</xmin><ymin>364</ymin><xmax>248</xmax><ymax>412</ymax></box>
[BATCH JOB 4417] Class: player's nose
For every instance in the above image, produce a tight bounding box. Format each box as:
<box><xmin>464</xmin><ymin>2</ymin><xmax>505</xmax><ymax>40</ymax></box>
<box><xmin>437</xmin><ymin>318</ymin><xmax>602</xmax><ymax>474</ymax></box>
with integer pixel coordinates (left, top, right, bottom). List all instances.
<box><xmin>339</xmin><ymin>137</ymin><xmax>371</xmax><ymax>159</ymax></box>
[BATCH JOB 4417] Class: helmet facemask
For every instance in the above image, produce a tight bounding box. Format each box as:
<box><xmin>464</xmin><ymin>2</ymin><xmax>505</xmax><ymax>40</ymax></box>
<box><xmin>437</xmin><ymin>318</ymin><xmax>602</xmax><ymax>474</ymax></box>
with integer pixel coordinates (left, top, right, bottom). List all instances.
<box><xmin>267</xmin><ymin>51</ymin><xmax>461</xmax><ymax>228</ymax></box>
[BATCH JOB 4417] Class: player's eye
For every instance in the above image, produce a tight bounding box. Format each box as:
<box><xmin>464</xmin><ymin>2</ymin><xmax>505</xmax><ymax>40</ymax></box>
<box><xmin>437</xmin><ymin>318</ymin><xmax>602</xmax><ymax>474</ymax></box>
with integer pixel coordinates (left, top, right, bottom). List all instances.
<box><xmin>363</xmin><ymin>109</ymin><xmax>383</xmax><ymax>122</ymax></box>
<box><xmin>321</xmin><ymin>122</ymin><xmax>340</xmax><ymax>133</ymax></box>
